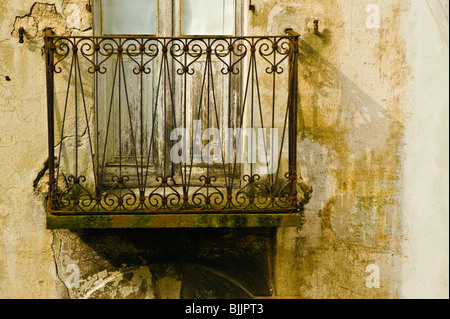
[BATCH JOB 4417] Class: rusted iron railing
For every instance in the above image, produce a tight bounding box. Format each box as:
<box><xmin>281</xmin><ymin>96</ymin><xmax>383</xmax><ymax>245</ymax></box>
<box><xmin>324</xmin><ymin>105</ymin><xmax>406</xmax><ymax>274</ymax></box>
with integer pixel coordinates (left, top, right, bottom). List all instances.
<box><xmin>44</xmin><ymin>29</ymin><xmax>304</xmax><ymax>224</ymax></box>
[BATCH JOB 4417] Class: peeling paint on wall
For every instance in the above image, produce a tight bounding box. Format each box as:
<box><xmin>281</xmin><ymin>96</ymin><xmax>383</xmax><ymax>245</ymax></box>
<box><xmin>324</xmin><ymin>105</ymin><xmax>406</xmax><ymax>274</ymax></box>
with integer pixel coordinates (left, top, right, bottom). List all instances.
<box><xmin>11</xmin><ymin>1</ymin><xmax>92</xmax><ymax>52</ymax></box>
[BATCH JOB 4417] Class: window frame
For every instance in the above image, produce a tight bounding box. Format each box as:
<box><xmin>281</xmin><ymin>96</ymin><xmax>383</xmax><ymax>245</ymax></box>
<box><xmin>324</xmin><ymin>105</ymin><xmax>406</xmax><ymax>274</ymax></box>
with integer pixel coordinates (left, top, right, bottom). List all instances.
<box><xmin>93</xmin><ymin>0</ymin><xmax>243</xmax><ymax>37</ymax></box>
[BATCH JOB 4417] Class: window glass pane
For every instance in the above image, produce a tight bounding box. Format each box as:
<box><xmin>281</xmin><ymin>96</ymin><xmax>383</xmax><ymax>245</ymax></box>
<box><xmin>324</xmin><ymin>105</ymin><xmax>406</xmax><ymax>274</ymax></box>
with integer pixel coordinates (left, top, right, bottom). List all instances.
<box><xmin>102</xmin><ymin>0</ymin><xmax>157</xmax><ymax>35</ymax></box>
<box><xmin>181</xmin><ymin>0</ymin><xmax>233</xmax><ymax>35</ymax></box>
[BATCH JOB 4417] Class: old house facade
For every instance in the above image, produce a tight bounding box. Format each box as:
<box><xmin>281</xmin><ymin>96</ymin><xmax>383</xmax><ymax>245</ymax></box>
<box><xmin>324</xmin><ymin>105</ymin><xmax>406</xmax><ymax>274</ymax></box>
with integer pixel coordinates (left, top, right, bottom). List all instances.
<box><xmin>0</xmin><ymin>0</ymin><xmax>448</xmax><ymax>299</ymax></box>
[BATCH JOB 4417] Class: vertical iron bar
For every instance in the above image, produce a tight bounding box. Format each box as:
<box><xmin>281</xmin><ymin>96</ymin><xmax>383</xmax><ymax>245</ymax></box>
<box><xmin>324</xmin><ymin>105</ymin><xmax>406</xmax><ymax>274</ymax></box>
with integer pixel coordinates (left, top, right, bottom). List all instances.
<box><xmin>227</xmin><ymin>38</ymin><xmax>233</xmax><ymax>203</ymax></box>
<box><xmin>118</xmin><ymin>40</ymin><xmax>122</xmax><ymax>180</ymax></box>
<box><xmin>227</xmin><ymin>39</ymin><xmax>232</xmax><ymax>189</ymax></box>
<box><xmin>163</xmin><ymin>41</ymin><xmax>167</xmax><ymax>179</ymax></box>
<box><xmin>94</xmin><ymin>38</ymin><xmax>100</xmax><ymax>205</ymax></box>
<box><xmin>74</xmin><ymin>41</ymin><xmax>79</xmax><ymax>183</ymax></box>
<box><xmin>45</xmin><ymin>29</ymin><xmax>56</xmax><ymax>207</ymax></box>
<box><xmin>287</xmin><ymin>32</ymin><xmax>299</xmax><ymax>206</ymax></box>
<box><xmin>250</xmin><ymin>42</ymin><xmax>255</xmax><ymax>178</ymax></box>
<box><xmin>206</xmin><ymin>40</ymin><xmax>211</xmax><ymax>191</ymax></box>
<box><xmin>271</xmin><ymin>38</ymin><xmax>277</xmax><ymax>191</ymax></box>
<box><xmin>140</xmin><ymin>39</ymin><xmax>145</xmax><ymax>195</ymax></box>
<box><xmin>201</xmin><ymin>39</ymin><xmax>212</xmax><ymax>206</ymax></box>
<box><xmin>183</xmin><ymin>39</ymin><xmax>188</xmax><ymax>203</ymax></box>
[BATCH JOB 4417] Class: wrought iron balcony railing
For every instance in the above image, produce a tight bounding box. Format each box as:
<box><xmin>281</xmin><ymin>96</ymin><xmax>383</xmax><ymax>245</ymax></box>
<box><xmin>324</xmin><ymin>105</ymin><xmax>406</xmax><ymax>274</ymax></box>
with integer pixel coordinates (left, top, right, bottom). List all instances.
<box><xmin>44</xmin><ymin>29</ymin><xmax>307</xmax><ymax>228</ymax></box>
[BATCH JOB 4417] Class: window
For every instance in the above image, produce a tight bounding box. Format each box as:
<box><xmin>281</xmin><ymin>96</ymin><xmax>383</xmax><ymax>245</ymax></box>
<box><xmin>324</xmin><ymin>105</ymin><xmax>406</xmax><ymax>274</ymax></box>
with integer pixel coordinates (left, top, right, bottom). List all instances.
<box><xmin>101</xmin><ymin>0</ymin><xmax>158</xmax><ymax>35</ymax></box>
<box><xmin>94</xmin><ymin>0</ymin><xmax>241</xmax><ymax>187</ymax></box>
<box><xmin>180</xmin><ymin>0</ymin><xmax>234</xmax><ymax>35</ymax></box>
<box><xmin>95</xmin><ymin>0</ymin><xmax>237</xmax><ymax>36</ymax></box>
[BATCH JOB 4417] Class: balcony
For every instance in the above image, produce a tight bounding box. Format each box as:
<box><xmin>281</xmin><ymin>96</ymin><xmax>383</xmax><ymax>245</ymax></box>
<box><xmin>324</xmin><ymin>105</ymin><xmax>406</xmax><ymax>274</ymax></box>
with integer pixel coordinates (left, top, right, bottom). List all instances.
<box><xmin>44</xmin><ymin>29</ymin><xmax>309</xmax><ymax>229</ymax></box>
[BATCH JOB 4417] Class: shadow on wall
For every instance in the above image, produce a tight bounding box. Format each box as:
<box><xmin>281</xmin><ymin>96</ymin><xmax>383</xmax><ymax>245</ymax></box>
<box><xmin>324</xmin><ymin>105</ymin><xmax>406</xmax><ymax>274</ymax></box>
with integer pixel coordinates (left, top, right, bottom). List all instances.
<box><xmin>296</xmin><ymin>28</ymin><xmax>404</xmax><ymax>251</ymax></box>
<box><xmin>298</xmin><ymin>29</ymin><xmax>402</xmax><ymax>154</ymax></box>
<box><xmin>52</xmin><ymin>228</ymin><xmax>275</xmax><ymax>299</ymax></box>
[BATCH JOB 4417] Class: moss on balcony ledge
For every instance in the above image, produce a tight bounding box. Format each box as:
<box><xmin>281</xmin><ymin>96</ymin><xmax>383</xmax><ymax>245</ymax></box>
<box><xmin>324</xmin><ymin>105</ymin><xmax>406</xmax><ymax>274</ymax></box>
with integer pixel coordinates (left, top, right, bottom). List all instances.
<box><xmin>46</xmin><ymin>209</ymin><xmax>304</xmax><ymax>229</ymax></box>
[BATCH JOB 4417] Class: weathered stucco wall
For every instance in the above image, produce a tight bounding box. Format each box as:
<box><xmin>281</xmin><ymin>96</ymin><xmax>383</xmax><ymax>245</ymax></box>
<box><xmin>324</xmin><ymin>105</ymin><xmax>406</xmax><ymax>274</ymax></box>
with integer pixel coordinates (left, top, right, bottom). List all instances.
<box><xmin>400</xmin><ymin>0</ymin><xmax>449</xmax><ymax>299</ymax></box>
<box><xmin>255</xmin><ymin>0</ymin><xmax>448</xmax><ymax>298</ymax></box>
<box><xmin>250</xmin><ymin>0</ymin><xmax>411</xmax><ymax>298</ymax></box>
<box><xmin>0</xmin><ymin>0</ymin><xmax>93</xmax><ymax>298</ymax></box>
<box><xmin>0</xmin><ymin>0</ymin><xmax>448</xmax><ymax>298</ymax></box>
